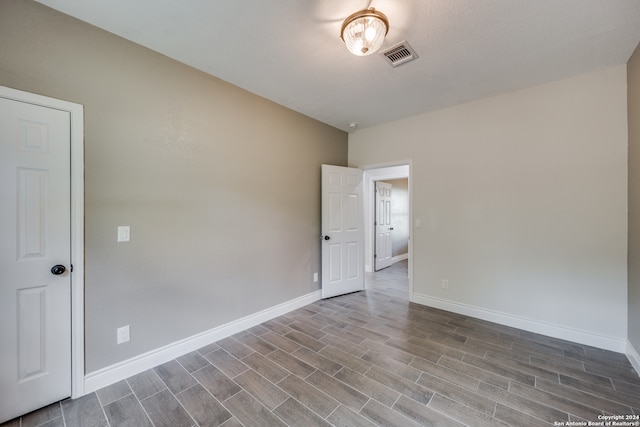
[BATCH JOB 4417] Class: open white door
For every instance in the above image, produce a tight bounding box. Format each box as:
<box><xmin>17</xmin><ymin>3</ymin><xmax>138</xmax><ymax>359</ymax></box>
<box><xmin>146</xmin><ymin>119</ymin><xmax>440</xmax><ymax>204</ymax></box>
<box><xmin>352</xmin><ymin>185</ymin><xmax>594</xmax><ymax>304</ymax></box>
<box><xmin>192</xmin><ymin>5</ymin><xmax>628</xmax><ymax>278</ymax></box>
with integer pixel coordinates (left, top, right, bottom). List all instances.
<box><xmin>0</xmin><ymin>96</ymin><xmax>72</xmax><ymax>422</ymax></box>
<box><xmin>321</xmin><ymin>165</ymin><xmax>364</xmax><ymax>298</ymax></box>
<box><xmin>374</xmin><ymin>181</ymin><xmax>393</xmax><ymax>271</ymax></box>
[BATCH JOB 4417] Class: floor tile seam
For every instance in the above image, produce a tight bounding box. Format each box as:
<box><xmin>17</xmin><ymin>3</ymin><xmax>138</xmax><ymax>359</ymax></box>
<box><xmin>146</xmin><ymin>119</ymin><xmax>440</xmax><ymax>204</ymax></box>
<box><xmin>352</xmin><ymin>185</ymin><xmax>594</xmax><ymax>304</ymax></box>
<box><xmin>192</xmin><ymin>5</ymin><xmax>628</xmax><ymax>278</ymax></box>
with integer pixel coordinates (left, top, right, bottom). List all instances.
<box><xmin>463</xmin><ymin>336</ymin><xmax>517</xmax><ymax>353</ymax></box>
<box><xmin>239</xmin><ymin>333</ymin><xmax>280</xmax><ymax>355</ymax></box>
<box><xmin>582</xmin><ymin>364</ymin><xmax>640</xmax><ymax>384</ymax></box>
<box><xmin>101</xmin><ymin>382</ymin><xmax>140</xmax><ymax>408</ymax></box>
<box><xmin>362</xmin><ymin>351</ymin><xmax>415</xmax><ymax>376</ymax></box>
<box><xmin>174</xmin><ymin>355</ymin><xmax>207</xmax><ymax>377</ymax></box>
<box><xmin>483</xmin><ymin>351</ymin><xmax>564</xmax><ymax>382</ymax></box>
<box><xmin>510</xmin><ymin>378</ymin><xmax>610</xmax><ymax>421</ymax></box>
<box><xmin>417</xmin><ymin>371</ymin><xmax>501</xmax><ymax>417</ymax></box>
<box><xmin>493</xmin><ymin>402</ymin><xmax>557</xmax><ymax>427</ymax></box>
<box><xmin>234</xmin><ymin>366</ymin><xmax>294</xmax><ymax>401</ymax></box>
<box><xmin>361</xmin><ymin>398</ymin><xmax>424</xmax><ymax>427</ymax></box>
<box><xmin>323</xmin><ymin>402</ymin><xmax>345</xmax><ymax>421</ymax></box>
<box><xmin>133</xmin><ymin>391</ymin><xmax>159</xmax><ymax>427</ymax></box>
<box><xmin>461</xmin><ymin>353</ymin><xmax>538</xmax><ymax>385</ymax></box>
<box><xmin>284</xmin><ymin>371</ymin><xmax>342</xmax><ymax>409</ymax></box>
<box><xmin>151</xmin><ymin>367</ymin><xmax>193</xmax><ymax>397</ymax></box>
<box><xmin>330</xmin><ymin>366</ymin><xmax>402</xmax><ymax>410</ymax></box>
<box><xmin>424</xmin><ymin>392</ymin><xmax>476</xmax><ymax>426</ymax></box>
<box><xmin>364</xmin><ymin>363</ymin><xmax>434</xmax><ymax>403</ymax></box>
<box><xmin>236</xmin><ymin>377</ymin><xmax>291</xmax><ymax>413</ymax></box>
<box><xmin>487</xmin><ymin>381</ymin><xmax>572</xmax><ymax>424</ymax></box>
<box><xmin>150</xmin><ymin>386</ymin><xmax>199</xmax><ymax>427</ymax></box>
<box><xmin>551</xmin><ymin>378</ymin><xmax>639</xmax><ymax>412</ymax></box>
<box><xmin>219</xmin><ymin>387</ymin><xmax>244</xmax><ymax>406</ymax></box>
<box><xmin>415</xmin><ymin>368</ymin><xmax>485</xmax><ymax>397</ymax></box>
<box><xmin>186</xmin><ymin>365</ymin><xmax>243</xmax><ymax>418</ymax></box>
<box><xmin>279</xmin><ymin>356</ymin><xmax>320</xmax><ymax>380</ymax></box>
<box><xmin>215</xmin><ymin>361</ymin><xmax>249</xmax><ymax>380</ymax></box>
<box><xmin>441</xmin><ymin>353</ymin><xmax>515</xmax><ymax>389</ymax></box>
<box><xmin>27</xmin><ymin>408</ymin><xmax>64</xmax><ymax>427</ymax></box>
<box><xmin>268</xmin><ymin>398</ymin><xmax>304</xmax><ymax>426</ymax></box>
<box><xmin>238</xmin><ymin>344</ymin><xmax>285</xmax><ymax>366</ymax></box>
<box><xmin>93</xmin><ymin>389</ymin><xmax>120</xmax><ymax>426</ymax></box>
<box><xmin>195</xmin><ymin>348</ymin><xmax>219</xmax><ymax>360</ymax></box>
<box><xmin>611</xmin><ymin>379</ymin><xmax>640</xmax><ymax>396</ymax></box>
<box><xmin>174</xmin><ymin>380</ymin><xmax>218</xmax><ymax>405</ymax></box>
<box><xmin>286</xmin><ymin>333</ymin><xmax>329</xmax><ymax>353</ymax></box>
<box><xmin>271</xmin><ymin>393</ymin><xmax>334</xmax><ymax>425</ymax></box>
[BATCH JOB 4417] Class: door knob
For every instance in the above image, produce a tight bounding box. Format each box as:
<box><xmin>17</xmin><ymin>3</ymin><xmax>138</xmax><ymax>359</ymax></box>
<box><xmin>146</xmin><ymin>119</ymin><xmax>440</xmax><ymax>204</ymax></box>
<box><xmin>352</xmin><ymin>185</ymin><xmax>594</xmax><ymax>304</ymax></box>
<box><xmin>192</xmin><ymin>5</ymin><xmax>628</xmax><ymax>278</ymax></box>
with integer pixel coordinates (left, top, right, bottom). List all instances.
<box><xmin>51</xmin><ymin>265</ymin><xmax>66</xmax><ymax>275</ymax></box>
<box><xmin>323</xmin><ymin>235</ymin><xmax>330</xmax><ymax>240</ymax></box>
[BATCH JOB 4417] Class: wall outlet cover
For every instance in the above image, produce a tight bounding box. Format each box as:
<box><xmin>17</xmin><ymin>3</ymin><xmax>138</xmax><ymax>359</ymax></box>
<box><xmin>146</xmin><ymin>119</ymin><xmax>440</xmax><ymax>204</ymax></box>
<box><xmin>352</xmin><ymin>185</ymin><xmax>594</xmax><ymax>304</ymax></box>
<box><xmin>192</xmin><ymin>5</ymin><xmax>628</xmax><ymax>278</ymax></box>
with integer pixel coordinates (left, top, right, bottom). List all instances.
<box><xmin>117</xmin><ymin>325</ymin><xmax>130</xmax><ymax>344</ymax></box>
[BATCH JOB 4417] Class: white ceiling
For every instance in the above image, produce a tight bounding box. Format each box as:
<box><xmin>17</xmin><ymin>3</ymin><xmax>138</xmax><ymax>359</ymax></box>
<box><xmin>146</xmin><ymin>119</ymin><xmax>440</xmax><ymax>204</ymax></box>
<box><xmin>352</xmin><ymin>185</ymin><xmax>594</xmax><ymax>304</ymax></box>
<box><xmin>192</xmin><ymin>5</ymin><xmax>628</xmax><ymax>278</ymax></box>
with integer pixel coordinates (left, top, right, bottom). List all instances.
<box><xmin>35</xmin><ymin>0</ymin><xmax>640</xmax><ymax>132</ymax></box>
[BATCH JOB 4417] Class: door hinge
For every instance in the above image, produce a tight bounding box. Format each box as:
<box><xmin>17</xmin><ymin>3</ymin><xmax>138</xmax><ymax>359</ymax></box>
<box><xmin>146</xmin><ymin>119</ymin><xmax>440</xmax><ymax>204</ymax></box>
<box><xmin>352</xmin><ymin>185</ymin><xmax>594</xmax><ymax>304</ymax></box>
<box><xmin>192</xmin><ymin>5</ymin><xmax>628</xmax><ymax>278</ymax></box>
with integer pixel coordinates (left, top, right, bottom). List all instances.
<box><xmin>70</xmin><ymin>264</ymin><xmax>73</xmax><ymax>272</ymax></box>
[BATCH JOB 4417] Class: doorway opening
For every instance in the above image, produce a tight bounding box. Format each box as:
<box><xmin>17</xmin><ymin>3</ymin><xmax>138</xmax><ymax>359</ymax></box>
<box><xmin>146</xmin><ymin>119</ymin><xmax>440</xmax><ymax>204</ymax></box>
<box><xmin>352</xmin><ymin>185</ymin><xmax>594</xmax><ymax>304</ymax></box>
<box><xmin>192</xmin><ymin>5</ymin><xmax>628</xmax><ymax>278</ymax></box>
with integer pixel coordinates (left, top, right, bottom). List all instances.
<box><xmin>362</xmin><ymin>163</ymin><xmax>412</xmax><ymax>297</ymax></box>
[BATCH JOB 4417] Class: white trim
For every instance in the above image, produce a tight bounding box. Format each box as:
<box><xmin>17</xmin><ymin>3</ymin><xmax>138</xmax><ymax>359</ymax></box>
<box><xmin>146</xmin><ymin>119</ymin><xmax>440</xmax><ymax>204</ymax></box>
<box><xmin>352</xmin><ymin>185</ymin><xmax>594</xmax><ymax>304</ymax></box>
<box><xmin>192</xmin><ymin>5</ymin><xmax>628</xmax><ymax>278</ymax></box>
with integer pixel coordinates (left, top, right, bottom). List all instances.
<box><xmin>411</xmin><ymin>292</ymin><xmax>627</xmax><ymax>353</ymax></box>
<box><xmin>84</xmin><ymin>290</ymin><xmax>322</xmax><ymax>393</ymax></box>
<box><xmin>627</xmin><ymin>341</ymin><xmax>640</xmax><ymax>376</ymax></box>
<box><xmin>359</xmin><ymin>160</ymin><xmax>413</xmax><ymax>299</ymax></box>
<box><xmin>0</xmin><ymin>86</ymin><xmax>85</xmax><ymax>398</ymax></box>
<box><xmin>391</xmin><ymin>253</ymin><xmax>408</xmax><ymax>264</ymax></box>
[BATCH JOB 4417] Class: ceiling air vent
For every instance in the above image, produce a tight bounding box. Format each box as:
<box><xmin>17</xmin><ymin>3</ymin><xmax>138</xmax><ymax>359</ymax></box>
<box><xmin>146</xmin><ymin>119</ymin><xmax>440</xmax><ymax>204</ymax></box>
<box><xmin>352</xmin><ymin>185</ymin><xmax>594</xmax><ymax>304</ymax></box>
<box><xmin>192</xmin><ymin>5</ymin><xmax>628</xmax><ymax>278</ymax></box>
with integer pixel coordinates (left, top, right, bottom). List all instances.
<box><xmin>380</xmin><ymin>41</ymin><xmax>418</xmax><ymax>67</ymax></box>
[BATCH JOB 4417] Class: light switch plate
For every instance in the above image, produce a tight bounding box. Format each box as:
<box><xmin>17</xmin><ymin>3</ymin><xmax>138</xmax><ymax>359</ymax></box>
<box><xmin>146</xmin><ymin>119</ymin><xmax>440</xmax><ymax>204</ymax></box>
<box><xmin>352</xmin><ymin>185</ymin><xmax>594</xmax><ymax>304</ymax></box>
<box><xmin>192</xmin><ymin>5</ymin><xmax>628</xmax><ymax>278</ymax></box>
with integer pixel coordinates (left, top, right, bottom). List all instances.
<box><xmin>117</xmin><ymin>325</ymin><xmax>130</xmax><ymax>344</ymax></box>
<box><xmin>117</xmin><ymin>226</ymin><xmax>130</xmax><ymax>242</ymax></box>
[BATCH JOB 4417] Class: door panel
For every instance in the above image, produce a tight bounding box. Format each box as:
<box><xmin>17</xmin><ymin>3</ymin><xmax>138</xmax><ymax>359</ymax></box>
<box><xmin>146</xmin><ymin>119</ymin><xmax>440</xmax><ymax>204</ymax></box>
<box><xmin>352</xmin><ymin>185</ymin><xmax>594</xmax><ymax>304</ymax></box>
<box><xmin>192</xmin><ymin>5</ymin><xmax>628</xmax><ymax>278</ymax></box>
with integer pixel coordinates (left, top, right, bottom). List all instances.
<box><xmin>321</xmin><ymin>165</ymin><xmax>364</xmax><ymax>298</ymax></box>
<box><xmin>0</xmin><ymin>97</ymin><xmax>71</xmax><ymax>423</ymax></box>
<box><xmin>375</xmin><ymin>181</ymin><xmax>393</xmax><ymax>271</ymax></box>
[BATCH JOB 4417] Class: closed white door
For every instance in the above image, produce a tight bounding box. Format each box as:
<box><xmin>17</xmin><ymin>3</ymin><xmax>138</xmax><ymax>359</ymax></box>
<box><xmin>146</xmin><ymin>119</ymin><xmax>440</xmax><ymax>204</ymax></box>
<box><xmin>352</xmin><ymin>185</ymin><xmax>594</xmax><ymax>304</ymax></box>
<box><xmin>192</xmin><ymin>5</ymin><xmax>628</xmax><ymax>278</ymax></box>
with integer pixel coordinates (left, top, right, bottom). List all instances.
<box><xmin>0</xmin><ymin>97</ymin><xmax>72</xmax><ymax>423</ymax></box>
<box><xmin>321</xmin><ymin>165</ymin><xmax>364</xmax><ymax>298</ymax></box>
<box><xmin>374</xmin><ymin>181</ymin><xmax>393</xmax><ymax>271</ymax></box>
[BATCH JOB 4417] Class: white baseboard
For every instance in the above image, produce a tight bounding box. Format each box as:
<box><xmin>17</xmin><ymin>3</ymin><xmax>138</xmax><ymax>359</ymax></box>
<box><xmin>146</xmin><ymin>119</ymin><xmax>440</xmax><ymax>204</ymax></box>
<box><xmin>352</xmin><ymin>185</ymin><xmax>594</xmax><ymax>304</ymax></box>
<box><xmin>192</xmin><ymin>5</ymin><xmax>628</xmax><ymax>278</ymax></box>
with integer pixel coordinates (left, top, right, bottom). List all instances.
<box><xmin>84</xmin><ymin>290</ymin><xmax>322</xmax><ymax>394</ymax></box>
<box><xmin>627</xmin><ymin>341</ymin><xmax>640</xmax><ymax>376</ymax></box>
<box><xmin>391</xmin><ymin>253</ymin><xmax>408</xmax><ymax>264</ymax></box>
<box><xmin>411</xmin><ymin>293</ymin><xmax>627</xmax><ymax>353</ymax></box>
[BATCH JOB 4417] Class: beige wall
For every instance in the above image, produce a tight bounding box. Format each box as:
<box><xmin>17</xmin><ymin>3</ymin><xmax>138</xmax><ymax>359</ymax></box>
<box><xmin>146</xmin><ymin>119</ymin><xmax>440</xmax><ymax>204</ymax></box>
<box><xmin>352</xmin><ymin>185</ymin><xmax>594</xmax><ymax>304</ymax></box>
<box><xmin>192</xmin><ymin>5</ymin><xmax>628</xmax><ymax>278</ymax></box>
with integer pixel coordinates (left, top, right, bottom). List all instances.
<box><xmin>629</xmin><ymin>42</ymin><xmax>640</xmax><ymax>353</ymax></box>
<box><xmin>350</xmin><ymin>67</ymin><xmax>628</xmax><ymax>347</ymax></box>
<box><xmin>0</xmin><ymin>0</ymin><xmax>347</xmax><ymax>372</ymax></box>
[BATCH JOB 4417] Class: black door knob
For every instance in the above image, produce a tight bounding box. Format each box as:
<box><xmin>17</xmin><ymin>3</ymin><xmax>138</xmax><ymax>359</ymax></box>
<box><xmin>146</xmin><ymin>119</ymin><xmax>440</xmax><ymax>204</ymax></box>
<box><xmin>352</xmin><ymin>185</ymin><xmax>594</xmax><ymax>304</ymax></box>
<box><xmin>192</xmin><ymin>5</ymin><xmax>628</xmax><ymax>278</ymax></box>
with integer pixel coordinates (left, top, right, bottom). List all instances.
<box><xmin>324</xmin><ymin>235</ymin><xmax>330</xmax><ymax>240</ymax></box>
<box><xmin>51</xmin><ymin>265</ymin><xmax>66</xmax><ymax>275</ymax></box>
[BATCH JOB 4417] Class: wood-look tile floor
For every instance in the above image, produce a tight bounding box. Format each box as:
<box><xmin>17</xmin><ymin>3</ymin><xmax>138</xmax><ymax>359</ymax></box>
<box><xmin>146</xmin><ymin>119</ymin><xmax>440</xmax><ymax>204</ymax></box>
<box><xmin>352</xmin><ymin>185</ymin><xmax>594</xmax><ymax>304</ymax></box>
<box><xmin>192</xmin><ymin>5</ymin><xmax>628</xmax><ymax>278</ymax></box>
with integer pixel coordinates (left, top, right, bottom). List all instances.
<box><xmin>4</xmin><ymin>260</ymin><xmax>640</xmax><ymax>426</ymax></box>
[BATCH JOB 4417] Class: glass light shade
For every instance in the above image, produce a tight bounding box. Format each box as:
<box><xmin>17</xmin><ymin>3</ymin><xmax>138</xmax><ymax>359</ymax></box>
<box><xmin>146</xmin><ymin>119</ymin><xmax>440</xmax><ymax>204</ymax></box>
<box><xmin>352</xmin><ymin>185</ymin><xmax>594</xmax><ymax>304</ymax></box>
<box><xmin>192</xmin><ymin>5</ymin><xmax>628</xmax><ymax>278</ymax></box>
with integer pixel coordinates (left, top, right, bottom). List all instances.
<box><xmin>341</xmin><ymin>8</ymin><xmax>389</xmax><ymax>56</ymax></box>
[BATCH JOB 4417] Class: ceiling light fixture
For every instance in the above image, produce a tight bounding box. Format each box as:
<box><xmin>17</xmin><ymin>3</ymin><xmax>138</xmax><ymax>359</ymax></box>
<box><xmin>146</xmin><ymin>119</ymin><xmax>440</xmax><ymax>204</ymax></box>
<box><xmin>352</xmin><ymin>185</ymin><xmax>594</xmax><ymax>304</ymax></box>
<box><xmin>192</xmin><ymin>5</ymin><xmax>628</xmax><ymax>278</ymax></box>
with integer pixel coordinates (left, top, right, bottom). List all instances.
<box><xmin>340</xmin><ymin>7</ymin><xmax>389</xmax><ymax>56</ymax></box>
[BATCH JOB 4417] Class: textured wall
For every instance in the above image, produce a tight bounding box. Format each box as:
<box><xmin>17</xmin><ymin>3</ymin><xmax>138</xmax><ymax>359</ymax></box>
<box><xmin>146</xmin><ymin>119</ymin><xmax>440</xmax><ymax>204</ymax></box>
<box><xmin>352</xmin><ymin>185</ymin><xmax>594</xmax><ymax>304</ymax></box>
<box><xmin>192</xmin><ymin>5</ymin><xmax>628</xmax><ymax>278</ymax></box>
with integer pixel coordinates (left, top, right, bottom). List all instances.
<box><xmin>0</xmin><ymin>0</ymin><xmax>347</xmax><ymax>372</ymax></box>
<box><xmin>350</xmin><ymin>67</ymin><xmax>628</xmax><ymax>346</ymax></box>
<box><xmin>628</xmin><ymin>42</ymin><xmax>640</xmax><ymax>353</ymax></box>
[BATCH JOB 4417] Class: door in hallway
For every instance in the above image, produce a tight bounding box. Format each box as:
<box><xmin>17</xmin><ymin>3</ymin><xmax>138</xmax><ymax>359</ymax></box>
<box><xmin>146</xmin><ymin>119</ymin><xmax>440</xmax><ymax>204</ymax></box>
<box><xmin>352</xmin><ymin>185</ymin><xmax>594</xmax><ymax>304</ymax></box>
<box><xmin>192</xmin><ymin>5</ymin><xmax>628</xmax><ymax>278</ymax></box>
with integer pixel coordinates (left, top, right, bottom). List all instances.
<box><xmin>375</xmin><ymin>181</ymin><xmax>393</xmax><ymax>271</ymax></box>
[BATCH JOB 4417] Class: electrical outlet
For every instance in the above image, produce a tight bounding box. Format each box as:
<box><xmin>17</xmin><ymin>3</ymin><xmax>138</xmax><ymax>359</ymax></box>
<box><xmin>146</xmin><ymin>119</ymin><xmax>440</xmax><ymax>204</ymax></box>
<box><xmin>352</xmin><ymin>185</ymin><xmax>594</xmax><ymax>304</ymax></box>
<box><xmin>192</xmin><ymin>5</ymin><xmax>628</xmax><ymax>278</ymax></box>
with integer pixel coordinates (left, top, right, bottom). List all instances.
<box><xmin>441</xmin><ymin>279</ymin><xmax>449</xmax><ymax>290</ymax></box>
<box><xmin>117</xmin><ymin>226</ymin><xmax>130</xmax><ymax>242</ymax></box>
<box><xmin>313</xmin><ymin>272</ymin><xmax>318</xmax><ymax>283</ymax></box>
<box><xmin>117</xmin><ymin>325</ymin><xmax>130</xmax><ymax>344</ymax></box>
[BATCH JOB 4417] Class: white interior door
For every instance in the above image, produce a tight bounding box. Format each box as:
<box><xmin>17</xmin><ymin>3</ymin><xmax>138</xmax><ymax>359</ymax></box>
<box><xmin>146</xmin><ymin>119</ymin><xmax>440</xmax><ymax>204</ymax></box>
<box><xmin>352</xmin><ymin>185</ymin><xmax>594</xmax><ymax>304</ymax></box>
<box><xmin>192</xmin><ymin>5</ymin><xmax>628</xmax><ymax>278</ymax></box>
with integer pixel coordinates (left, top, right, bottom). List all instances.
<box><xmin>0</xmin><ymin>97</ymin><xmax>72</xmax><ymax>423</ymax></box>
<box><xmin>375</xmin><ymin>181</ymin><xmax>393</xmax><ymax>271</ymax></box>
<box><xmin>321</xmin><ymin>165</ymin><xmax>364</xmax><ymax>298</ymax></box>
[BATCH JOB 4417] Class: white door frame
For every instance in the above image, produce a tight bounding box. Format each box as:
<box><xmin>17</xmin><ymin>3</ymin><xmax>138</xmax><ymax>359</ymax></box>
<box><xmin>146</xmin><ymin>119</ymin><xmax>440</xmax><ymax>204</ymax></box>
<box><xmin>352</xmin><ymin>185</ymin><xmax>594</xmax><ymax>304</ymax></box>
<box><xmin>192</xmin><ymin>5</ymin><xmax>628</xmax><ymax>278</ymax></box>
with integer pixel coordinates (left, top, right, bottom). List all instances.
<box><xmin>0</xmin><ymin>86</ymin><xmax>85</xmax><ymax>398</ymax></box>
<box><xmin>361</xmin><ymin>161</ymin><xmax>412</xmax><ymax>295</ymax></box>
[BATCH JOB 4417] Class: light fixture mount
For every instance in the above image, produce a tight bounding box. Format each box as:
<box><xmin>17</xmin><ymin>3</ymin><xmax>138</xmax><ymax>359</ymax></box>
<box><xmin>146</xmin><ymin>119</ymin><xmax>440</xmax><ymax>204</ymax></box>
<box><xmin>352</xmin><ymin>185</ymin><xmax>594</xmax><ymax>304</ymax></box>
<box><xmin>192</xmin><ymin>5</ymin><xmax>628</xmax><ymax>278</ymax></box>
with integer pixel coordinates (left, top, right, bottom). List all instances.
<box><xmin>340</xmin><ymin>7</ymin><xmax>389</xmax><ymax>56</ymax></box>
